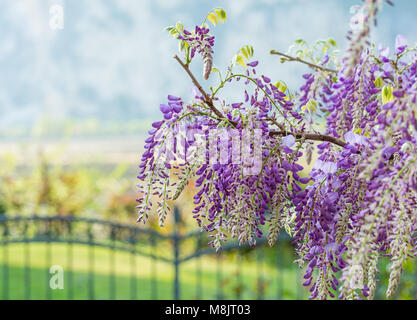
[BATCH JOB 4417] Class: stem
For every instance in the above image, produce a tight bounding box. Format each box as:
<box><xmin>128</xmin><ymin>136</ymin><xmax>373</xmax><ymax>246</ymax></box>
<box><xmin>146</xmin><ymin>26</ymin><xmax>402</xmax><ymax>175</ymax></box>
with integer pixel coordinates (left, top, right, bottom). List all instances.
<box><xmin>173</xmin><ymin>54</ymin><xmax>224</xmax><ymax>119</ymax></box>
<box><xmin>174</xmin><ymin>54</ymin><xmax>347</xmax><ymax>149</ymax></box>
<box><xmin>270</xmin><ymin>50</ymin><xmax>337</xmax><ymax>74</ymax></box>
<box><xmin>212</xmin><ymin>73</ymin><xmax>294</xmax><ymax>128</ymax></box>
<box><xmin>269</xmin><ymin>131</ymin><xmax>347</xmax><ymax>148</ymax></box>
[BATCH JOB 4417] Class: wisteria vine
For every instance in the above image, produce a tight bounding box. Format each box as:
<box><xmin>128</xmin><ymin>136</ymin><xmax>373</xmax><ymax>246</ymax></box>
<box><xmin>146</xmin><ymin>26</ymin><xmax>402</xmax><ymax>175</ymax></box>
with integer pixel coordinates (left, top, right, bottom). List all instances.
<box><xmin>137</xmin><ymin>2</ymin><xmax>417</xmax><ymax>299</ymax></box>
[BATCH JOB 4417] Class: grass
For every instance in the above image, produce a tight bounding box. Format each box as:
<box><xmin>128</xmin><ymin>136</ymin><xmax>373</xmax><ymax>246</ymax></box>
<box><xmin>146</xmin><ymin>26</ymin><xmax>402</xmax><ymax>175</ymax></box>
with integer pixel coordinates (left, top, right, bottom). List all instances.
<box><xmin>0</xmin><ymin>243</ymin><xmax>308</xmax><ymax>300</ymax></box>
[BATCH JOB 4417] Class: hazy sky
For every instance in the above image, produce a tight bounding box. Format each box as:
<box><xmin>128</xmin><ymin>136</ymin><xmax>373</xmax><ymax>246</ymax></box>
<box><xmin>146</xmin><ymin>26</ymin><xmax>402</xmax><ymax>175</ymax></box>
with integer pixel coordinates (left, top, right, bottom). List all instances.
<box><xmin>1</xmin><ymin>0</ymin><xmax>416</xmax><ymax>130</ymax></box>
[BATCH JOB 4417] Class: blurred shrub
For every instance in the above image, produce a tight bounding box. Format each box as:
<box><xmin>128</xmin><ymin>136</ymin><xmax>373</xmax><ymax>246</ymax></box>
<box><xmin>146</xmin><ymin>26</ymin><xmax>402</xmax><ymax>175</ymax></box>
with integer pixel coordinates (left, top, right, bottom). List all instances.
<box><xmin>0</xmin><ymin>146</ymin><xmax>198</xmax><ymax>230</ymax></box>
<box><xmin>0</xmin><ymin>151</ymin><xmax>136</xmax><ymax>221</ymax></box>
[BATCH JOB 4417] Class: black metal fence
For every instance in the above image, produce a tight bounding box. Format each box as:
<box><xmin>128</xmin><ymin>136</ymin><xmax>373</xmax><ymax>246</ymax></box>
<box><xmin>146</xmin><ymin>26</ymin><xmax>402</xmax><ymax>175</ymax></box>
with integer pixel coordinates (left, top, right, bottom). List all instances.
<box><xmin>0</xmin><ymin>208</ymin><xmax>305</xmax><ymax>300</ymax></box>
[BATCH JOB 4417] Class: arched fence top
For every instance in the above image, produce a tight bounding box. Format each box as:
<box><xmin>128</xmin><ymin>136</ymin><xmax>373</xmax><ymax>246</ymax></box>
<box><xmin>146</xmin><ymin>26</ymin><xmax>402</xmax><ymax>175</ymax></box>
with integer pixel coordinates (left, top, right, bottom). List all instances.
<box><xmin>0</xmin><ymin>215</ymin><xmax>171</xmax><ymax>239</ymax></box>
<box><xmin>0</xmin><ymin>213</ymin><xmax>290</xmax><ymax>263</ymax></box>
<box><xmin>0</xmin><ymin>212</ymin><xmax>296</xmax><ymax>300</ymax></box>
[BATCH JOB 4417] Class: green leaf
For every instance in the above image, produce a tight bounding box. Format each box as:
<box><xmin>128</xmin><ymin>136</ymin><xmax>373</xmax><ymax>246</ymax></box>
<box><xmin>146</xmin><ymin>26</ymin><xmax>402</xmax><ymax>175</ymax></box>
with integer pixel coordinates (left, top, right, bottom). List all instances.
<box><xmin>245</xmin><ymin>45</ymin><xmax>254</xmax><ymax>58</ymax></box>
<box><xmin>249</xmin><ymin>46</ymin><xmax>254</xmax><ymax>57</ymax></box>
<box><xmin>175</xmin><ymin>22</ymin><xmax>183</xmax><ymax>32</ymax></box>
<box><xmin>219</xmin><ymin>8</ymin><xmax>227</xmax><ymax>21</ymax></box>
<box><xmin>296</xmin><ymin>49</ymin><xmax>304</xmax><ymax>59</ymax></box>
<box><xmin>310</xmin><ymin>100</ymin><xmax>318</xmax><ymax>112</ymax></box>
<box><xmin>235</xmin><ymin>55</ymin><xmax>246</xmax><ymax>68</ymax></box>
<box><xmin>215</xmin><ymin>9</ymin><xmax>225</xmax><ymax>23</ymax></box>
<box><xmin>328</xmin><ymin>38</ymin><xmax>337</xmax><ymax>47</ymax></box>
<box><xmin>207</xmin><ymin>13</ymin><xmax>218</xmax><ymax>25</ymax></box>
<box><xmin>274</xmin><ymin>81</ymin><xmax>287</xmax><ymax>93</ymax></box>
<box><xmin>232</xmin><ymin>108</ymin><xmax>240</xmax><ymax>118</ymax></box>
<box><xmin>178</xmin><ymin>39</ymin><xmax>188</xmax><ymax>53</ymax></box>
<box><xmin>374</xmin><ymin>77</ymin><xmax>383</xmax><ymax>88</ymax></box>
<box><xmin>241</xmin><ymin>47</ymin><xmax>249</xmax><ymax>59</ymax></box>
<box><xmin>165</xmin><ymin>26</ymin><xmax>179</xmax><ymax>36</ymax></box>
<box><xmin>302</xmin><ymin>99</ymin><xmax>317</xmax><ymax>113</ymax></box>
<box><xmin>382</xmin><ymin>85</ymin><xmax>394</xmax><ymax>104</ymax></box>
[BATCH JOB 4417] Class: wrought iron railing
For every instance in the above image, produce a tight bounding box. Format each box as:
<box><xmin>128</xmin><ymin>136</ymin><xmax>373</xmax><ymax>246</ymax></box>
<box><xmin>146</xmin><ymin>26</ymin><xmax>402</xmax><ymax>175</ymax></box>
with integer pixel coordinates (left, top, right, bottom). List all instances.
<box><xmin>0</xmin><ymin>208</ymin><xmax>303</xmax><ymax>300</ymax></box>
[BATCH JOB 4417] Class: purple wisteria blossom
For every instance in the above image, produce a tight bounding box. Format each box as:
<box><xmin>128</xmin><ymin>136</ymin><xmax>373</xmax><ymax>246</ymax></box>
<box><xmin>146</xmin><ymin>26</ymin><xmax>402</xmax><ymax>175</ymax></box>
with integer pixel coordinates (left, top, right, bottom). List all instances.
<box><xmin>137</xmin><ymin>1</ymin><xmax>417</xmax><ymax>300</ymax></box>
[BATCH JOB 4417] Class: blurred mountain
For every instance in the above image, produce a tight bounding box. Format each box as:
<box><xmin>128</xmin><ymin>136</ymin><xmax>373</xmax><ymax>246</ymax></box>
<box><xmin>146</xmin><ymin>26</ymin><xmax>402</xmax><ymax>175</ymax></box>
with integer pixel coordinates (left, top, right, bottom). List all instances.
<box><xmin>0</xmin><ymin>0</ymin><xmax>416</xmax><ymax>137</ymax></box>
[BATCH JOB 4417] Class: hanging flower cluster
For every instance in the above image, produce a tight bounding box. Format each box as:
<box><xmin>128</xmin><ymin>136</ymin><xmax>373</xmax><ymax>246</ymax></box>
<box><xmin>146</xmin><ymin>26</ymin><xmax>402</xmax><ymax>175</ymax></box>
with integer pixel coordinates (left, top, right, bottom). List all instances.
<box><xmin>137</xmin><ymin>1</ymin><xmax>417</xmax><ymax>299</ymax></box>
<box><xmin>167</xmin><ymin>22</ymin><xmax>215</xmax><ymax>80</ymax></box>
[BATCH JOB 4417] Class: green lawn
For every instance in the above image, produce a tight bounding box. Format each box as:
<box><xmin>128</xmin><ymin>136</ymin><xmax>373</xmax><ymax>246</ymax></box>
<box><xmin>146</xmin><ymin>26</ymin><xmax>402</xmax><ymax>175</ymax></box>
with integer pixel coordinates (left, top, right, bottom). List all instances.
<box><xmin>0</xmin><ymin>243</ymin><xmax>307</xmax><ymax>300</ymax></box>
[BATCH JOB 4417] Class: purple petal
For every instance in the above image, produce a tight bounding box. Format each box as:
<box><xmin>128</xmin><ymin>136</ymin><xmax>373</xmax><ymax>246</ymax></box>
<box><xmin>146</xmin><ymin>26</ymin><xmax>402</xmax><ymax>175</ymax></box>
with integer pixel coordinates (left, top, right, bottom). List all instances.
<box><xmin>152</xmin><ymin>121</ymin><xmax>163</xmax><ymax>129</ymax></box>
<box><xmin>160</xmin><ymin>104</ymin><xmax>171</xmax><ymax>114</ymax></box>
<box><xmin>168</xmin><ymin>95</ymin><xmax>181</xmax><ymax>101</ymax></box>
<box><xmin>261</xmin><ymin>75</ymin><xmax>271</xmax><ymax>83</ymax></box>
<box><xmin>395</xmin><ymin>34</ymin><xmax>408</xmax><ymax>54</ymax></box>
<box><xmin>281</xmin><ymin>135</ymin><xmax>296</xmax><ymax>148</ymax></box>
<box><xmin>164</xmin><ymin>112</ymin><xmax>173</xmax><ymax>120</ymax></box>
<box><xmin>172</xmin><ymin>104</ymin><xmax>182</xmax><ymax>113</ymax></box>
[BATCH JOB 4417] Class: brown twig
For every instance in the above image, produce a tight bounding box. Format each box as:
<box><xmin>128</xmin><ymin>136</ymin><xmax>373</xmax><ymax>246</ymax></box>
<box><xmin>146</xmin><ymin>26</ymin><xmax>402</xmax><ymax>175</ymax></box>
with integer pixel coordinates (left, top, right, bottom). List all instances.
<box><xmin>173</xmin><ymin>54</ymin><xmax>224</xmax><ymax>119</ymax></box>
<box><xmin>266</xmin><ymin>117</ymin><xmax>285</xmax><ymax>132</ymax></box>
<box><xmin>270</xmin><ymin>131</ymin><xmax>347</xmax><ymax>148</ymax></box>
<box><xmin>173</xmin><ymin>54</ymin><xmax>346</xmax><ymax>148</ymax></box>
<box><xmin>270</xmin><ymin>49</ymin><xmax>337</xmax><ymax>74</ymax></box>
